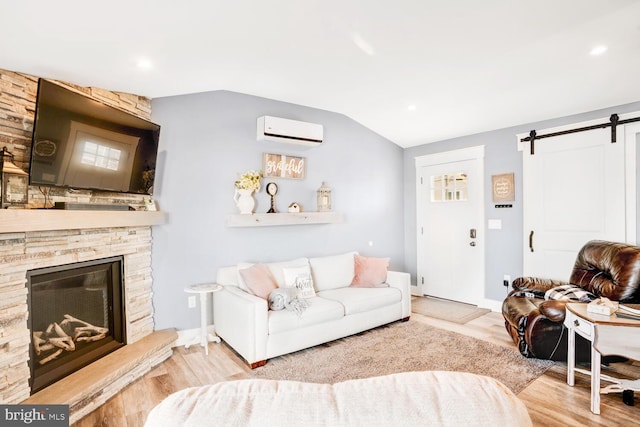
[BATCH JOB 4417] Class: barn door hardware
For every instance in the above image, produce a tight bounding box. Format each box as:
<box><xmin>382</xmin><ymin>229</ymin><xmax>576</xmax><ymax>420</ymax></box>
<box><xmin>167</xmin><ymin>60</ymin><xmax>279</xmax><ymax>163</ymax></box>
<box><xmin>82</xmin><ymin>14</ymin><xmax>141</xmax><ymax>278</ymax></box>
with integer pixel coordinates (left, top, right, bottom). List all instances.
<box><xmin>610</xmin><ymin>114</ymin><xmax>619</xmax><ymax>143</ymax></box>
<box><xmin>520</xmin><ymin>113</ymin><xmax>640</xmax><ymax>155</ymax></box>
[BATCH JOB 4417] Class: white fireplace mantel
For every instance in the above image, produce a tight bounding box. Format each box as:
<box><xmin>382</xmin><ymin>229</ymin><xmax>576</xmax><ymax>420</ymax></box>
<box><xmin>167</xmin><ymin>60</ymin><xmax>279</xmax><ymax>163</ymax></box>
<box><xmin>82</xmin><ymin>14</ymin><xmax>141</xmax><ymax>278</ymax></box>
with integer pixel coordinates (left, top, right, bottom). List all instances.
<box><xmin>0</xmin><ymin>210</ymin><xmax>167</xmax><ymax>233</ymax></box>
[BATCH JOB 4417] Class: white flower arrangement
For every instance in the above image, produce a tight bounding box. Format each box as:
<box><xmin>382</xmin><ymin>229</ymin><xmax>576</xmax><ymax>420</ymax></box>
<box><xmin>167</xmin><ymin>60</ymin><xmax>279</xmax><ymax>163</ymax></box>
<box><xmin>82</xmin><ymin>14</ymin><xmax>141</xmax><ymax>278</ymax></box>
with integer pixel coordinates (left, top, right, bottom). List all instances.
<box><xmin>234</xmin><ymin>170</ymin><xmax>262</xmax><ymax>191</ymax></box>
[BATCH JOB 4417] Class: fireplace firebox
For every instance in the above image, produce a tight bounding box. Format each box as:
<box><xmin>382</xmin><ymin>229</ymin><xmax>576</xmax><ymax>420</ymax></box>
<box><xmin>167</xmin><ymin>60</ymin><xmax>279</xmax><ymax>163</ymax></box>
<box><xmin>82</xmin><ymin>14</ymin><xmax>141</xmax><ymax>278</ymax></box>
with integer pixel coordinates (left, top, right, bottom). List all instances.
<box><xmin>27</xmin><ymin>256</ymin><xmax>126</xmax><ymax>394</ymax></box>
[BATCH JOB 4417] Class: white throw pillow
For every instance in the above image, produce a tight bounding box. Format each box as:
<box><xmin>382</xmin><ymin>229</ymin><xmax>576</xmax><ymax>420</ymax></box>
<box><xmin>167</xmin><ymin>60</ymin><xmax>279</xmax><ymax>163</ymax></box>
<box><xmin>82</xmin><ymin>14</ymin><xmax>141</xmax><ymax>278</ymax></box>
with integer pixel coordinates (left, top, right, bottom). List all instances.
<box><xmin>309</xmin><ymin>252</ymin><xmax>357</xmax><ymax>291</ymax></box>
<box><xmin>266</xmin><ymin>258</ymin><xmax>309</xmax><ymax>287</ymax></box>
<box><xmin>282</xmin><ymin>265</ymin><xmax>316</xmax><ymax>298</ymax></box>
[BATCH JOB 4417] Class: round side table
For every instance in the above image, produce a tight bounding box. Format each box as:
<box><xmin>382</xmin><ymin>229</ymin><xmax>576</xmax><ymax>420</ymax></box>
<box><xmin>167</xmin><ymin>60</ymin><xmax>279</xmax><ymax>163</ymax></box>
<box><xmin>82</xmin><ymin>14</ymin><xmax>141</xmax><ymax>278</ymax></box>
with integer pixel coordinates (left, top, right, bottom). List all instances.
<box><xmin>184</xmin><ymin>283</ymin><xmax>222</xmax><ymax>355</ymax></box>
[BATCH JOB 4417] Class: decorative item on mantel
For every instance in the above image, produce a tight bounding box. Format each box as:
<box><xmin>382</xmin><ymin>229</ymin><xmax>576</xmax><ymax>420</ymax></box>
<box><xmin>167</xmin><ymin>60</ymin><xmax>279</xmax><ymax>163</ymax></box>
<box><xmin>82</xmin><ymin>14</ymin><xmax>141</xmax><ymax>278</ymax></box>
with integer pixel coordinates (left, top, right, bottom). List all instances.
<box><xmin>0</xmin><ymin>147</ymin><xmax>29</xmax><ymax>209</ymax></box>
<box><xmin>288</xmin><ymin>202</ymin><xmax>301</xmax><ymax>213</ymax></box>
<box><xmin>234</xmin><ymin>170</ymin><xmax>262</xmax><ymax>214</ymax></box>
<box><xmin>266</xmin><ymin>182</ymin><xmax>278</xmax><ymax>213</ymax></box>
<box><xmin>317</xmin><ymin>181</ymin><xmax>332</xmax><ymax>212</ymax></box>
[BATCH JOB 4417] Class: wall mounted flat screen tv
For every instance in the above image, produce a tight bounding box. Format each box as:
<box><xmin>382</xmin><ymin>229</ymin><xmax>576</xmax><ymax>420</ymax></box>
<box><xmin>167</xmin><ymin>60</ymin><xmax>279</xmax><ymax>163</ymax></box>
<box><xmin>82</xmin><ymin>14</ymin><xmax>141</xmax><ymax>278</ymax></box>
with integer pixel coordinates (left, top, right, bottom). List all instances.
<box><xmin>29</xmin><ymin>79</ymin><xmax>161</xmax><ymax>195</ymax></box>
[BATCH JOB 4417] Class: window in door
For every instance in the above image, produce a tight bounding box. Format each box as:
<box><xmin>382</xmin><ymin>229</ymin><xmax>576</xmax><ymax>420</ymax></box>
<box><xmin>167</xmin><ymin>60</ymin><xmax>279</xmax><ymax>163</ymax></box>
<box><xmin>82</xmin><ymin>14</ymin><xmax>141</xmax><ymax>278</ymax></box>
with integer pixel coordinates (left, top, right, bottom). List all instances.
<box><xmin>430</xmin><ymin>173</ymin><xmax>468</xmax><ymax>202</ymax></box>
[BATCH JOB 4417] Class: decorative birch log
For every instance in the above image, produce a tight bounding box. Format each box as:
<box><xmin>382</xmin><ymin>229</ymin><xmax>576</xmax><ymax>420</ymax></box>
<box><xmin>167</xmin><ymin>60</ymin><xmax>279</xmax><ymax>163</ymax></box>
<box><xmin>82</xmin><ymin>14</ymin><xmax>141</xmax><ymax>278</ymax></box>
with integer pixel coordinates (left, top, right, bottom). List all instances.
<box><xmin>33</xmin><ymin>314</ymin><xmax>109</xmax><ymax>365</ymax></box>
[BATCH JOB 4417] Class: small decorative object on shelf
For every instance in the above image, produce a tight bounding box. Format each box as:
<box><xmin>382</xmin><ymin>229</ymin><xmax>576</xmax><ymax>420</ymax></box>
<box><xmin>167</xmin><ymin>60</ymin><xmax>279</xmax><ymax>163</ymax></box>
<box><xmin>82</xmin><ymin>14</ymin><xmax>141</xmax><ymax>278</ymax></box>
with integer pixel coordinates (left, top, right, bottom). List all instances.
<box><xmin>144</xmin><ymin>198</ymin><xmax>158</xmax><ymax>212</ymax></box>
<box><xmin>266</xmin><ymin>182</ymin><xmax>278</xmax><ymax>213</ymax></box>
<box><xmin>234</xmin><ymin>170</ymin><xmax>262</xmax><ymax>214</ymax></box>
<box><xmin>288</xmin><ymin>202</ymin><xmax>301</xmax><ymax>213</ymax></box>
<box><xmin>317</xmin><ymin>181</ymin><xmax>332</xmax><ymax>212</ymax></box>
<box><xmin>0</xmin><ymin>147</ymin><xmax>29</xmax><ymax>209</ymax></box>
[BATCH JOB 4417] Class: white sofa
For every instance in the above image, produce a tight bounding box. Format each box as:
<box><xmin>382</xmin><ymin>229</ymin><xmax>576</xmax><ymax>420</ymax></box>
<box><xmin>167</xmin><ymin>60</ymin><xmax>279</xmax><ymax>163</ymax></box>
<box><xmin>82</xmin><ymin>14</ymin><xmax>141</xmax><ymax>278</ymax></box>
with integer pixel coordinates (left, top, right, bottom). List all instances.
<box><xmin>213</xmin><ymin>252</ymin><xmax>411</xmax><ymax>368</ymax></box>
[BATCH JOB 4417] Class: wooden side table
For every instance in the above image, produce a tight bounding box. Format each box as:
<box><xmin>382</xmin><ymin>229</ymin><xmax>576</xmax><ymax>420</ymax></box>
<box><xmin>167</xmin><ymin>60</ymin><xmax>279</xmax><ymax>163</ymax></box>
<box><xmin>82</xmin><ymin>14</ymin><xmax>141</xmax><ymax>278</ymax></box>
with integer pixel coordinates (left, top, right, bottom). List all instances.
<box><xmin>184</xmin><ymin>283</ymin><xmax>222</xmax><ymax>355</ymax></box>
<box><xmin>564</xmin><ymin>303</ymin><xmax>640</xmax><ymax>414</ymax></box>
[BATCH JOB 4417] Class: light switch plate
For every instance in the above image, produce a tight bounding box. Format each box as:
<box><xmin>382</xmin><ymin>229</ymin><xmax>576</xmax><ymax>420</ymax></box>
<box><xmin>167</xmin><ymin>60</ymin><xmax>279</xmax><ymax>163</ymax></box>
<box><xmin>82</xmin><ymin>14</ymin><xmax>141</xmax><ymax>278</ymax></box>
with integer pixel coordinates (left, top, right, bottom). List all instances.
<box><xmin>488</xmin><ymin>219</ymin><xmax>502</xmax><ymax>229</ymax></box>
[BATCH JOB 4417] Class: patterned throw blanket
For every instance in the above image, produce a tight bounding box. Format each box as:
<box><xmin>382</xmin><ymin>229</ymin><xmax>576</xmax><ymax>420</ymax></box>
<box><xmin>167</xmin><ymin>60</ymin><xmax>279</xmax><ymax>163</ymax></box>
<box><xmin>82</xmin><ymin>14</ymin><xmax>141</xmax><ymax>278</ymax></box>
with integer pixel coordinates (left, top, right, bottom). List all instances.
<box><xmin>268</xmin><ymin>288</ymin><xmax>310</xmax><ymax>316</ymax></box>
<box><xmin>543</xmin><ymin>284</ymin><xmax>597</xmax><ymax>302</ymax></box>
<box><xmin>513</xmin><ymin>283</ymin><xmax>597</xmax><ymax>302</ymax></box>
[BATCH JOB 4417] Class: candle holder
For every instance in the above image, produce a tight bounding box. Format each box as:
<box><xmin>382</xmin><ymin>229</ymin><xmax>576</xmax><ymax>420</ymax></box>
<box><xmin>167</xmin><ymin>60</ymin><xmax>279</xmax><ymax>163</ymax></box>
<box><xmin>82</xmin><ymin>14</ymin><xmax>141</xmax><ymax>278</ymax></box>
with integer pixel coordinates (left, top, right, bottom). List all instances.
<box><xmin>316</xmin><ymin>181</ymin><xmax>332</xmax><ymax>212</ymax></box>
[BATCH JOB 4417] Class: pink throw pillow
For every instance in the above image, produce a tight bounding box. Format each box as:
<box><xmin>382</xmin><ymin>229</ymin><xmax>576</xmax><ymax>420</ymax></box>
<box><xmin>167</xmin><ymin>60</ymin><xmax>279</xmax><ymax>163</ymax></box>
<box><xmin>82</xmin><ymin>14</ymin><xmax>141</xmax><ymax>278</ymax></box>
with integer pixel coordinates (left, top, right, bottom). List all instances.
<box><xmin>238</xmin><ymin>263</ymin><xmax>277</xmax><ymax>299</ymax></box>
<box><xmin>350</xmin><ymin>255</ymin><xmax>389</xmax><ymax>287</ymax></box>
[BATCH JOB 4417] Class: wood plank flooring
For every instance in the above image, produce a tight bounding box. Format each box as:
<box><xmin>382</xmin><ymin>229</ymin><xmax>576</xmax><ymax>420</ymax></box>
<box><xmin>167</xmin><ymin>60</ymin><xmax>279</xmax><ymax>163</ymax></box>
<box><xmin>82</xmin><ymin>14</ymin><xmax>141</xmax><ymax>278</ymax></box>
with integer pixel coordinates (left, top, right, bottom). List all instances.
<box><xmin>74</xmin><ymin>303</ymin><xmax>640</xmax><ymax>426</ymax></box>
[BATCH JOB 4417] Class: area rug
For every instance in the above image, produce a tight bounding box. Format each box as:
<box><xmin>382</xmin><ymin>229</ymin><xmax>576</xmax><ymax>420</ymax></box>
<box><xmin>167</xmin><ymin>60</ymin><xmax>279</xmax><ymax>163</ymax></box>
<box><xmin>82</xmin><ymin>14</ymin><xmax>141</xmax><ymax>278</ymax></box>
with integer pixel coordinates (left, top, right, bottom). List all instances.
<box><xmin>412</xmin><ymin>296</ymin><xmax>491</xmax><ymax>324</ymax></box>
<box><xmin>248</xmin><ymin>320</ymin><xmax>553</xmax><ymax>394</ymax></box>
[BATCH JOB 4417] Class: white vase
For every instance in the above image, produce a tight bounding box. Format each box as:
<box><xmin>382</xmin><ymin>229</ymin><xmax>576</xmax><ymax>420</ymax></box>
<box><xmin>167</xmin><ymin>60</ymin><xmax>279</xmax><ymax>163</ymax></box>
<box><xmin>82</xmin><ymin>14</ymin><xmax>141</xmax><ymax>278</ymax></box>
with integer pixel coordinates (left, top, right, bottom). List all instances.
<box><xmin>234</xmin><ymin>189</ymin><xmax>255</xmax><ymax>214</ymax></box>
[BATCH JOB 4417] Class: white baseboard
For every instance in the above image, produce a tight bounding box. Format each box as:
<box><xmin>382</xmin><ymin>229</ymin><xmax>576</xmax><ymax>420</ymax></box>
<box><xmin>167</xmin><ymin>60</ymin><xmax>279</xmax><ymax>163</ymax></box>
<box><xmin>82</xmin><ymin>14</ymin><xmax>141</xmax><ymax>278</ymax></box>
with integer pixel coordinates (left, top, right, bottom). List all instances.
<box><xmin>173</xmin><ymin>325</ymin><xmax>216</xmax><ymax>347</ymax></box>
<box><xmin>410</xmin><ymin>285</ymin><xmax>422</xmax><ymax>296</ymax></box>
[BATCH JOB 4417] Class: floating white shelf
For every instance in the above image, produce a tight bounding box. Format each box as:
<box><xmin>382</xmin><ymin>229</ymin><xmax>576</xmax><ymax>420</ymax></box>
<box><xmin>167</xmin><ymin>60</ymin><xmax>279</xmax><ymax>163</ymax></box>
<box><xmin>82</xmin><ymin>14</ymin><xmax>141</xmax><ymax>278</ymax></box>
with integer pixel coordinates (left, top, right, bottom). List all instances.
<box><xmin>226</xmin><ymin>212</ymin><xmax>342</xmax><ymax>227</ymax></box>
<box><xmin>0</xmin><ymin>210</ymin><xmax>167</xmax><ymax>233</ymax></box>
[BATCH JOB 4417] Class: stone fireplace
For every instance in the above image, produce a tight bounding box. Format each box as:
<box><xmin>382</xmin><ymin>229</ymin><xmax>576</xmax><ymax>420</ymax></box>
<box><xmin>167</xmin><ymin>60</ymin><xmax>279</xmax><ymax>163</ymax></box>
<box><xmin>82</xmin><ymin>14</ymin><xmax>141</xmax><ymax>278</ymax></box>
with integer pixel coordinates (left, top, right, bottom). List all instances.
<box><xmin>27</xmin><ymin>256</ymin><xmax>126</xmax><ymax>393</ymax></box>
<box><xmin>0</xmin><ymin>70</ymin><xmax>175</xmax><ymax>422</ymax></box>
<box><xmin>0</xmin><ymin>210</ymin><xmax>173</xmax><ymax>422</ymax></box>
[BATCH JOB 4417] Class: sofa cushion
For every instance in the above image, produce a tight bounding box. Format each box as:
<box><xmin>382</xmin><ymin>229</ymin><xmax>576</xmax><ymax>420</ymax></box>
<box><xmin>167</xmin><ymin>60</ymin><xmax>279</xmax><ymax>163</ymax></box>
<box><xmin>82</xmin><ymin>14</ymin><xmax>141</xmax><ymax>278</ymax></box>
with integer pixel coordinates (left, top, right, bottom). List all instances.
<box><xmin>309</xmin><ymin>252</ymin><xmax>357</xmax><ymax>291</ymax></box>
<box><xmin>282</xmin><ymin>265</ymin><xmax>316</xmax><ymax>298</ymax></box>
<box><xmin>351</xmin><ymin>255</ymin><xmax>389</xmax><ymax>287</ymax></box>
<box><xmin>237</xmin><ymin>258</ymin><xmax>309</xmax><ymax>291</ymax></box>
<box><xmin>238</xmin><ymin>263</ymin><xmax>277</xmax><ymax>300</ymax></box>
<box><xmin>268</xmin><ymin>297</ymin><xmax>344</xmax><ymax>334</ymax></box>
<box><xmin>318</xmin><ymin>287</ymin><xmax>401</xmax><ymax>316</ymax></box>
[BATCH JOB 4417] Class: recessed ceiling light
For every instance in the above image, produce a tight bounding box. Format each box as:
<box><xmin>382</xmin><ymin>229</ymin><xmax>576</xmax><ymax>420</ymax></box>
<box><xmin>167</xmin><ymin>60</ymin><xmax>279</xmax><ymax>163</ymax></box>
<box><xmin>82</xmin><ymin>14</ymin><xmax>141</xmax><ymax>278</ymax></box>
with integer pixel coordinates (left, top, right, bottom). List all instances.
<box><xmin>589</xmin><ymin>45</ymin><xmax>608</xmax><ymax>56</ymax></box>
<box><xmin>407</xmin><ymin>105</ymin><xmax>417</xmax><ymax>111</ymax></box>
<box><xmin>137</xmin><ymin>59</ymin><xmax>153</xmax><ymax>69</ymax></box>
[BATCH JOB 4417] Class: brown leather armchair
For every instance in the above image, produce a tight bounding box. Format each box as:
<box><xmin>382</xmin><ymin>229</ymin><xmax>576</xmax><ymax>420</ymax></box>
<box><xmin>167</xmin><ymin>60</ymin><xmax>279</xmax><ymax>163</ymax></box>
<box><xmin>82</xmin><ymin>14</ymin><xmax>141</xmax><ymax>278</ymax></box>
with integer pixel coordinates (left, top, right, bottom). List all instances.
<box><xmin>502</xmin><ymin>240</ymin><xmax>640</xmax><ymax>361</ymax></box>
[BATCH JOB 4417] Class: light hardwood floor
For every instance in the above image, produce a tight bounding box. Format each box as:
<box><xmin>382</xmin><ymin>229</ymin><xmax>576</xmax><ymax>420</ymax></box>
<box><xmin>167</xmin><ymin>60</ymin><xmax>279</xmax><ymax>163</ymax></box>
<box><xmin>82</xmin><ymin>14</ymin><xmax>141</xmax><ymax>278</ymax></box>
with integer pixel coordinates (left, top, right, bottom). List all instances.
<box><xmin>75</xmin><ymin>306</ymin><xmax>640</xmax><ymax>426</ymax></box>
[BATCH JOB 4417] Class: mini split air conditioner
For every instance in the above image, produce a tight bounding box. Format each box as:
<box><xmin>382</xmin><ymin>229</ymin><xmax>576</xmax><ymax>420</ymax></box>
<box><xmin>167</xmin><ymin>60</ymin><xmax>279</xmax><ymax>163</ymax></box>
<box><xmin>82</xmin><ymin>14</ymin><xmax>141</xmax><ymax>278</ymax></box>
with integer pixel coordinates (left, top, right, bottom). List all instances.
<box><xmin>257</xmin><ymin>116</ymin><xmax>323</xmax><ymax>146</ymax></box>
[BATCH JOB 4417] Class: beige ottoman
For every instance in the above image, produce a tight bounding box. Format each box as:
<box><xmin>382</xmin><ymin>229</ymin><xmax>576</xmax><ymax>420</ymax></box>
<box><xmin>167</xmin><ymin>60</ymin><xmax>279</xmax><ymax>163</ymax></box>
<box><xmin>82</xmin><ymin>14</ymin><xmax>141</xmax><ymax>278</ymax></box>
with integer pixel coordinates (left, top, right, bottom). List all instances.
<box><xmin>145</xmin><ymin>371</ymin><xmax>532</xmax><ymax>426</ymax></box>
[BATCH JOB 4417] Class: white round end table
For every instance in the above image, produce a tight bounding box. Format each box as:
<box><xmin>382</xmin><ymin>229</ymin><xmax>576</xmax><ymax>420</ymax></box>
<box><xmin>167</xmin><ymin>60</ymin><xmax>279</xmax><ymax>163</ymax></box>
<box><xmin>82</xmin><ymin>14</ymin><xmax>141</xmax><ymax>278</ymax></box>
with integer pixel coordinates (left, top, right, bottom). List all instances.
<box><xmin>184</xmin><ymin>283</ymin><xmax>222</xmax><ymax>355</ymax></box>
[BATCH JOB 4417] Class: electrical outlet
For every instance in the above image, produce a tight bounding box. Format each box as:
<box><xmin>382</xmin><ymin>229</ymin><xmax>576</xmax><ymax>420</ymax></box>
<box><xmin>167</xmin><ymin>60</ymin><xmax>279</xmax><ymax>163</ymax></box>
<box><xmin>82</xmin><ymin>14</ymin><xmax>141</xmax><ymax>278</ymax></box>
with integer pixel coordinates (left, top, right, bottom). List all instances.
<box><xmin>188</xmin><ymin>295</ymin><xmax>196</xmax><ymax>308</ymax></box>
<box><xmin>503</xmin><ymin>274</ymin><xmax>511</xmax><ymax>287</ymax></box>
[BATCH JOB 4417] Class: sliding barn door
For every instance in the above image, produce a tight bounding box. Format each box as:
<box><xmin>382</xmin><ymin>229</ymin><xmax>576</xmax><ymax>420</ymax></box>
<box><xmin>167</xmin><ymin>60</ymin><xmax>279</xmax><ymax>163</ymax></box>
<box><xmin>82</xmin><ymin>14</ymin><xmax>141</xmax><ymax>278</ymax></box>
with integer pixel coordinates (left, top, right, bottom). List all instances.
<box><xmin>522</xmin><ymin>126</ymin><xmax>626</xmax><ymax>280</ymax></box>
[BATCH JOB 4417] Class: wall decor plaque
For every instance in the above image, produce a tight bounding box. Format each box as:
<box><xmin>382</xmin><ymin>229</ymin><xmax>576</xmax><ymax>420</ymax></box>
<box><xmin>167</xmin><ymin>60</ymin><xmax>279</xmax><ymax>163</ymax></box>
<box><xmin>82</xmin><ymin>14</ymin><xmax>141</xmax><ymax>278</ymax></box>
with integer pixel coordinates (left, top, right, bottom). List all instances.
<box><xmin>262</xmin><ymin>153</ymin><xmax>306</xmax><ymax>179</ymax></box>
<box><xmin>492</xmin><ymin>173</ymin><xmax>515</xmax><ymax>202</ymax></box>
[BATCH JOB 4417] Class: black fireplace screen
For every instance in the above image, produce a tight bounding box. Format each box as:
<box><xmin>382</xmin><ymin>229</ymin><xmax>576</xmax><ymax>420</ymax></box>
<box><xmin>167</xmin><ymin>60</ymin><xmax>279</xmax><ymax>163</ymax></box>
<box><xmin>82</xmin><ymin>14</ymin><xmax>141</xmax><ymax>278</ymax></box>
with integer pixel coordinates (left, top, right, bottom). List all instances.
<box><xmin>27</xmin><ymin>256</ymin><xmax>126</xmax><ymax>393</ymax></box>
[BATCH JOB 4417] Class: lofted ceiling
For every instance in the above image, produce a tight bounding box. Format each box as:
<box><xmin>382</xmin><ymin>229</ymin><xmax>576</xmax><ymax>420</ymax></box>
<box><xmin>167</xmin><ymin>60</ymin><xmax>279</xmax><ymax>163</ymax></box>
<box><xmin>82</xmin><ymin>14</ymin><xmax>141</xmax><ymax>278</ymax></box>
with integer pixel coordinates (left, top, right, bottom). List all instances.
<box><xmin>2</xmin><ymin>1</ymin><xmax>640</xmax><ymax>147</ymax></box>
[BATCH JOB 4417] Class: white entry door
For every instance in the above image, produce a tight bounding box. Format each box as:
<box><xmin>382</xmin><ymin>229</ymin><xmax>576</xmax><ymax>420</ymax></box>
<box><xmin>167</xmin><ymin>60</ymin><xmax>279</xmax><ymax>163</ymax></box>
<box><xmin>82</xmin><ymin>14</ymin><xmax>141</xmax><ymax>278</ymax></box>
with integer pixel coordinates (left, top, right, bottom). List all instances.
<box><xmin>522</xmin><ymin>121</ymin><xmax>636</xmax><ymax>280</ymax></box>
<box><xmin>416</xmin><ymin>146</ymin><xmax>484</xmax><ymax>305</ymax></box>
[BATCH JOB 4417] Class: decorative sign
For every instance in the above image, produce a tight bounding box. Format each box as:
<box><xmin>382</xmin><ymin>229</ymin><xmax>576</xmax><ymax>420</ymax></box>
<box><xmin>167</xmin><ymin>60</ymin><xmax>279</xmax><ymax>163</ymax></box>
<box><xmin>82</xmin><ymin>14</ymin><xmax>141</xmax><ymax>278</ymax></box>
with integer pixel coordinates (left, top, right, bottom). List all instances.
<box><xmin>492</xmin><ymin>173</ymin><xmax>515</xmax><ymax>202</ymax></box>
<box><xmin>262</xmin><ymin>153</ymin><xmax>306</xmax><ymax>179</ymax></box>
<box><xmin>34</xmin><ymin>140</ymin><xmax>57</xmax><ymax>157</ymax></box>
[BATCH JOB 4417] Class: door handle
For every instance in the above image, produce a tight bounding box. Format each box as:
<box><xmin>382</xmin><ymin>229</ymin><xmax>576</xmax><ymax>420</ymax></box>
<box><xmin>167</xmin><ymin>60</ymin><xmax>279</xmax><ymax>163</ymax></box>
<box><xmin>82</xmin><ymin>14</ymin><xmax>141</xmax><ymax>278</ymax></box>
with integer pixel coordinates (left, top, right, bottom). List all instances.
<box><xmin>529</xmin><ymin>230</ymin><xmax>534</xmax><ymax>252</ymax></box>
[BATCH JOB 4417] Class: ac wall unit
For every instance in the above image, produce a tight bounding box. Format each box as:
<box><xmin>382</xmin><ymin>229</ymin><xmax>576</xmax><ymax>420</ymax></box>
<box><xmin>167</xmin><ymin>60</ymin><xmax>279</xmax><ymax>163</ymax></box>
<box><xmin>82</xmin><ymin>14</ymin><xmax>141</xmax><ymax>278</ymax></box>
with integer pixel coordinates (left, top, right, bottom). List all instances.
<box><xmin>257</xmin><ymin>116</ymin><xmax>323</xmax><ymax>146</ymax></box>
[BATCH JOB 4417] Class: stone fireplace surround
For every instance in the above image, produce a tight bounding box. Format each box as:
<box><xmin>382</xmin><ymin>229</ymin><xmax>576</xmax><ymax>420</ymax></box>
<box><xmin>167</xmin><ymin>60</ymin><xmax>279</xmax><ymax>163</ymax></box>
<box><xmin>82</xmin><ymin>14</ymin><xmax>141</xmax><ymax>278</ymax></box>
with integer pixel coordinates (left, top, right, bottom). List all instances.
<box><xmin>0</xmin><ymin>210</ymin><xmax>175</xmax><ymax>423</ymax></box>
<box><xmin>0</xmin><ymin>69</ymin><xmax>177</xmax><ymax>422</ymax></box>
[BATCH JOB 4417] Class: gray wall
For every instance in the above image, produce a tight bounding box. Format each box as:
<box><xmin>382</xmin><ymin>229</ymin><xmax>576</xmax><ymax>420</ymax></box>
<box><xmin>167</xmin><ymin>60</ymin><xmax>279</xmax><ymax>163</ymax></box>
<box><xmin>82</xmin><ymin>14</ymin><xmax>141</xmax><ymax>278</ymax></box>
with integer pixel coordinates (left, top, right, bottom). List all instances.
<box><xmin>404</xmin><ymin>101</ymin><xmax>640</xmax><ymax>304</ymax></box>
<box><xmin>150</xmin><ymin>91</ymin><xmax>404</xmax><ymax>330</ymax></box>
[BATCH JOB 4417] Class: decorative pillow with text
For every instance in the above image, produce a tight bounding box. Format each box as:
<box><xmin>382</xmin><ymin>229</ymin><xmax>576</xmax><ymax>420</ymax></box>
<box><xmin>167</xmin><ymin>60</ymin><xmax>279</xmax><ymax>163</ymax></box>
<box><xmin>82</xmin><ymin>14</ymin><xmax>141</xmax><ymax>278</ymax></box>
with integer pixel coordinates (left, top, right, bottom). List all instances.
<box><xmin>282</xmin><ymin>265</ymin><xmax>317</xmax><ymax>298</ymax></box>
